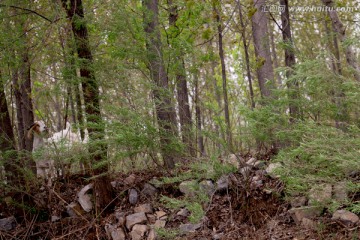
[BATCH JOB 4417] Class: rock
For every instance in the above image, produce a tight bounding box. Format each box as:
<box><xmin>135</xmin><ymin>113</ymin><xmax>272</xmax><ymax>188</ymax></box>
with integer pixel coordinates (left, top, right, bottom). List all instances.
<box><xmin>134</xmin><ymin>203</ymin><xmax>153</xmax><ymax>214</ymax></box>
<box><xmin>129</xmin><ymin>188</ymin><xmax>139</xmax><ymax>205</ymax></box>
<box><xmin>66</xmin><ymin>202</ymin><xmax>85</xmax><ymax>217</ymax></box>
<box><xmin>179</xmin><ymin>180</ymin><xmax>198</xmax><ymax>197</ymax></box>
<box><xmin>301</xmin><ymin>218</ymin><xmax>317</xmax><ymax>230</ymax></box>
<box><xmin>155</xmin><ymin>210</ymin><xmax>167</xmax><ymax>219</ymax></box>
<box><xmin>147</xmin><ymin>228</ymin><xmax>156</xmax><ymax>240</ymax></box>
<box><xmin>131</xmin><ymin>224</ymin><xmax>148</xmax><ymax>240</ymax></box>
<box><xmin>179</xmin><ymin>223</ymin><xmax>202</xmax><ymax>233</ymax></box>
<box><xmin>246</xmin><ymin>157</ymin><xmax>257</xmax><ymax>166</ymax></box>
<box><xmin>142</xmin><ymin>183</ymin><xmax>158</xmax><ymax>197</ymax></box>
<box><xmin>240</xmin><ymin>166</ymin><xmax>252</xmax><ymax>178</ymax></box>
<box><xmin>51</xmin><ymin>215</ymin><xmax>61</xmax><ymax>222</ymax></box>
<box><xmin>199</xmin><ymin>180</ymin><xmax>215</xmax><ymax>196</ymax></box>
<box><xmin>0</xmin><ymin>216</ymin><xmax>16</xmax><ymax>231</ymax></box>
<box><xmin>77</xmin><ymin>183</ymin><xmax>93</xmax><ymax>212</ymax></box>
<box><xmin>265</xmin><ymin>163</ymin><xmax>282</xmax><ymax>178</ymax></box>
<box><xmin>115</xmin><ymin>211</ymin><xmax>126</xmax><ymax>226</ymax></box>
<box><xmin>290</xmin><ymin>196</ymin><xmax>307</xmax><ymax>208</ymax></box>
<box><xmin>146</xmin><ymin>214</ymin><xmax>156</xmax><ymax>224</ymax></box>
<box><xmin>124</xmin><ymin>174</ymin><xmax>136</xmax><ymax>185</ymax></box>
<box><xmin>177</xmin><ymin>208</ymin><xmax>190</xmax><ymax>217</ymax></box>
<box><xmin>126</xmin><ymin>212</ymin><xmax>147</xmax><ymax>230</ymax></box>
<box><xmin>332</xmin><ymin>210</ymin><xmax>359</xmax><ymax>226</ymax></box>
<box><xmin>105</xmin><ymin>224</ymin><xmax>126</xmax><ymax>240</ymax></box>
<box><xmin>308</xmin><ymin>184</ymin><xmax>332</xmax><ymax>205</ymax></box>
<box><xmin>333</xmin><ymin>182</ymin><xmax>348</xmax><ymax>202</ymax></box>
<box><xmin>224</xmin><ymin>154</ymin><xmax>240</xmax><ymax>168</ymax></box>
<box><xmin>216</xmin><ymin>175</ymin><xmax>229</xmax><ymax>191</ymax></box>
<box><xmin>254</xmin><ymin>161</ymin><xmax>266</xmax><ymax>169</ymax></box>
<box><xmin>288</xmin><ymin>206</ymin><xmax>323</xmax><ymax>224</ymax></box>
<box><xmin>213</xmin><ymin>233</ymin><xmax>224</xmax><ymax>240</ymax></box>
<box><xmin>111</xmin><ymin>181</ymin><xmax>118</xmax><ymax>188</ymax></box>
<box><xmin>154</xmin><ymin>219</ymin><xmax>166</xmax><ymax>228</ymax></box>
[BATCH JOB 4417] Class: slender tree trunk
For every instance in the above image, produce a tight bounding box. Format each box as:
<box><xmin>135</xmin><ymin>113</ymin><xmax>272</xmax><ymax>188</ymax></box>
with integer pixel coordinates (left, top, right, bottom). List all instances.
<box><xmin>213</xmin><ymin>0</ymin><xmax>232</xmax><ymax>149</ymax></box>
<box><xmin>321</xmin><ymin>0</ymin><xmax>360</xmax><ymax>82</ymax></box>
<box><xmin>168</xmin><ymin>1</ymin><xmax>195</xmax><ymax>157</ymax></box>
<box><xmin>269</xmin><ymin>20</ymin><xmax>281</xmax><ymax>86</ymax></box>
<box><xmin>143</xmin><ymin>0</ymin><xmax>178</xmax><ymax>169</ymax></box>
<box><xmin>280</xmin><ymin>0</ymin><xmax>300</xmax><ymax>121</ymax></box>
<box><xmin>194</xmin><ymin>71</ymin><xmax>205</xmax><ymax>156</ymax></box>
<box><xmin>61</xmin><ymin>0</ymin><xmax>113</xmax><ymax>212</ymax></box>
<box><xmin>238</xmin><ymin>2</ymin><xmax>255</xmax><ymax>109</ymax></box>
<box><xmin>251</xmin><ymin>0</ymin><xmax>275</xmax><ymax>99</ymax></box>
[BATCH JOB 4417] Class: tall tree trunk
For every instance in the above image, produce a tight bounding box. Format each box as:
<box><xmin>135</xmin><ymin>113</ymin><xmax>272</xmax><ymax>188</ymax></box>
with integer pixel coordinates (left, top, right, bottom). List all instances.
<box><xmin>168</xmin><ymin>1</ymin><xmax>195</xmax><ymax>157</ymax></box>
<box><xmin>238</xmin><ymin>2</ymin><xmax>255</xmax><ymax>109</ymax></box>
<box><xmin>280</xmin><ymin>0</ymin><xmax>299</xmax><ymax>121</ymax></box>
<box><xmin>251</xmin><ymin>0</ymin><xmax>275</xmax><ymax>99</ymax></box>
<box><xmin>61</xmin><ymin>0</ymin><xmax>113</xmax><ymax>212</ymax></box>
<box><xmin>143</xmin><ymin>0</ymin><xmax>178</xmax><ymax>169</ymax></box>
<box><xmin>321</xmin><ymin>0</ymin><xmax>360</xmax><ymax>82</ymax></box>
<box><xmin>269</xmin><ymin>20</ymin><xmax>281</xmax><ymax>86</ymax></box>
<box><xmin>195</xmin><ymin>71</ymin><xmax>205</xmax><ymax>156</ymax></box>
<box><xmin>213</xmin><ymin>0</ymin><xmax>232</xmax><ymax>149</ymax></box>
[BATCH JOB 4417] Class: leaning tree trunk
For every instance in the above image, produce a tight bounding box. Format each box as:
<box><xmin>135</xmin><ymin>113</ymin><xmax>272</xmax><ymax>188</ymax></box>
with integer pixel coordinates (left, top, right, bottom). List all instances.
<box><xmin>143</xmin><ymin>0</ymin><xmax>178</xmax><ymax>169</ymax></box>
<box><xmin>61</xmin><ymin>0</ymin><xmax>113</xmax><ymax>213</ymax></box>
<box><xmin>251</xmin><ymin>0</ymin><xmax>275</xmax><ymax>99</ymax></box>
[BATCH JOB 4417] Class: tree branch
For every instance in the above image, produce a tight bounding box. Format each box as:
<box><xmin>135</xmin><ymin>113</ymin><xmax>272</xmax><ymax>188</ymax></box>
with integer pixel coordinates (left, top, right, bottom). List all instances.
<box><xmin>0</xmin><ymin>4</ymin><xmax>53</xmax><ymax>23</ymax></box>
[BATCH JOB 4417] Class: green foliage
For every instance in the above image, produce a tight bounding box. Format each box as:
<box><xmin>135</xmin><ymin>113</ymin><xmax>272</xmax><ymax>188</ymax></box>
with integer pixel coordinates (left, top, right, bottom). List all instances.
<box><xmin>156</xmin><ymin>227</ymin><xmax>179</xmax><ymax>240</ymax></box>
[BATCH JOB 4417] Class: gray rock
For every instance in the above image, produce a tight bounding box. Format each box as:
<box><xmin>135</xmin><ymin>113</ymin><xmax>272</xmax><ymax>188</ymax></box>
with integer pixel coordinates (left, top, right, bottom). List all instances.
<box><xmin>0</xmin><ymin>216</ymin><xmax>16</xmax><ymax>231</ymax></box>
<box><xmin>179</xmin><ymin>180</ymin><xmax>198</xmax><ymax>197</ymax></box>
<box><xmin>134</xmin><ymin>203</ymin><xmax>153</xmax><ymax>214</ymax></box>
<box><xmin>301</xmin><ymin>218</ymin><xmax>317</xmax><ymax>230</ymax></box>
<box><xmin>115</xmin><ymin>211</ymin><xmax>126</xmax><ymax>226</ymax></box>
<box><xmin>216</xmin><ymin>175</ymin><xmax>229</xmax><ymax>191</ymax></box>
<box><xmin>77</xmin><ymin>183</ymin><xmax>93</xmax><ymax>212</ymax></box>
<box><xmin>265</xmin><ymin>163</ymin><xmax>282</xmax><ymax>178</ymax></box>
<box><xmin>333</xmin><ymin>182</ymin><xmax>348</xmax><ymax>202</ymax></box>
<box><xmin>332</xmin><ymin>210</ymin><xmax>359</xmax><ymax>226</ymax></box>
<box><xmin>124</xmin><ymin>174</ymin><xmax>136</xmax><ymax>185</ymax></box>
<box><xmin>199</xmin><ymin>180</ymin><xmax>215</xmax><ymax>196</ymax></box>
<box><xmin>131</xmin><ymin>224</ymin><xmax>148</xmax><ymax>240</ymax></box>
<box><xmin>155</xmin><ymin>210</ymin><xmax>167</xmax><ymax>219</ymax></box>
<box><xmin>308</xmin><ymin>184</ymin><xmax>332</xmax><ymax>205</ymax></box>
<box><xmin>111</xmin><ymin>181</ymin><xmax>118</xmax><ymax>188</ymax></box>
<box><xmin>224</xmin><ymin>154</ymin><xmax>240</xmax><ymax>168</ymax></box>
<box><xmin>129</xmin><ymin>188</ymin><xmax>139</xmax><ymax>205</ymax></box>
<box><xmin>142</xmin><ymin>183</ymin><xmax>158</xmax><ymax>197</ymax></box>
<box><xmin>179</xmin><ymin>223</ymin><xmax>202</xmax><ymax>233</ymax></box>
<box><xmin>290</xmin><ymin>196</ymin><xmax>307</xmax><ymax>208</ymax></box>
<box><xmin>177</xmin><ymin>208</ymin><xmax>190</xmax><ymax>217</ymax></box>
<box><xmin>105</xmin><ymin>224</ymin><xmax>126</xmax><ymax>240</ymax></box>
<box><xmin>154</xmin><ymin>219</ymin><xmax>166</xmax><ymax>228</ymax></box>
<box><xmin>213</xmin><ymin>233</ymin><xmax>224</xmax><ymax>240</ymax></box>
<box><xmin>51</xmin><ymin>215</ymin><xmax>61</xmax><ymax>222</ymax></box>
<box><xmin>126</xmin><ymin>212</ymin><xmax>147</xmax><ymax>230</ymax></box>
<box><xmin>254</xmin><ymin>161</ymin><xmax>266</xmax><ymax>169</ymax></box>
<box><xmin>147</xmin><ymin>228</ymin><xmax>156</xmax><ymax>240</ymax></box>
<box><xmin>288</xmin><ymin>206</ymin><xmax>323</xmax><ymax>224</ymax></box>
<box><xmin>240</xmin><ymin>166</ymin><xmax>252</xmax><ymax>178</ymax></box>
<box><xmin>246</xmin><ymin>157</ymin><xmax>257</xmax><ymax>166</ymax></box>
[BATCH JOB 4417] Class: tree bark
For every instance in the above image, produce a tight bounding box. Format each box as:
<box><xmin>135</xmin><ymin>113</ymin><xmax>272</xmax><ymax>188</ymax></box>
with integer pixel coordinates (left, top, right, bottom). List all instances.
<box><xmin>61</xmin><ymin>0</ymin><xmax>113</xmax><ymax>212</ymax></box>
<box><xmin>195</xmin><ymin>71</ymin><xmax>205</xmax><ymax>156</ymax></box>
<box><xmin>143</xmin><ymin>0</ymin><xmax>178</xmax><ymax>169</ymax></box>
<box><xmin>168</xmin><ymin>1</ymin><xmax>195</xmax><ymax>157</ymax></box>
<box><xmin>251</xmin><ymin>0</ymin><xmax>275</xmax><ymax>99</ymax></box>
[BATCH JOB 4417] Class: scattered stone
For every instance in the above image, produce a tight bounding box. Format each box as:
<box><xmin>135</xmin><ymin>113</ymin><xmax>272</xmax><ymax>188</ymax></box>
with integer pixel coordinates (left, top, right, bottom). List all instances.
<box><xmin>290</xmin><ymin>196</ymin><xmax>307</xmax><ymax>208</ymax></box>
<box><xmin>148</xmin><ymin>178</ymin><xmax>163</xmax><ymax>188</ymax></box>
<box><xmin>179</xmin><ymin>223</ymin><xmax>202</xmax><ymax>233</ymax></box>
<box><xmin>213</xmin><ymin>233</ymin><xmax>224</xmax><ymax>240</ymax></box>
<box><xmin>265</xmin><ymin>163</ymin><xmax>282</xmax><ymax>178</ymax></box>
<box><xmin>147</xmin><ymin>228</ymin><xmax>156</xmax><ymax>240</ymax></box>
<box><xmin>254</xmin><ymin>161</ymin><xmax>266</xmax><ymax>169</ymax></box>
<box><xmin>179</xmin><ymin>180</ymin><xmax>198</xmax><ymax>197</ymax></box>
<box><xmin>240</xmin><ymin>166</ymin><xmax>252</xmax><ymax>178</ymax></box>
<box><xmin>301</xmin><ymin>218</ymin><xmax>317</xmax><ymax>230</ymax></box>
<box><xmin>51</xmin><ymin>215</ymin><xmax>61</xmax><ymax>222</ymax></box>
<box><xmin>177</xmin><ymin>208</ymin><xmax>190</xmax><ymax>217</ymax></box>
<box><xmin>129</xmin><ymin>189</ymin><xmax>139</xmax><ymax>205</ymax></box>
<box><xmin>224</xmin><ymin>154</ymin><xmax>240</xmax><ymax>168</ymax></box>
<box><xmin>105</xmin><ymin>224</ymin><xmax>126</xmax><ymax>240</ymax></box>
<box><xmin>134</xmin><ymin>203</ymin><xmax>153</xmax><ymax>214</ymax></box>
<box><xmin>66</xmin><ymin>202</ymin><xmax>85</xmax><ymax>217</ymax></box>
<box><xmin>110</xmin><ymin>181</ymin><xmax>118</xmax><ymax>188</ymax></box>
<box><xmin>124</xmin><ymin>174</ymin><xmax>136</xmax><ymax>185</ymax></box>
<box><xmin>115</xmin><ymin>211</ymin><xmax>126</xmax><ymax>226</ymax></box>
<box><xmin>333</xmin><ymin>182</ymin><xmax>348</xmax><ymax>202</ymax></box>
<box><xmin>77</xmin><ymin>183</ymin><xmax>93</xmax><ymax>212</ymax></box>
<box><xmin>246</xmin><ymin>157</ymin><xmax>257</xmax><ymax>166</ymax></box>
<box><xmin>288</xmin><ymin>207</ymin><xmax>323</xmax><ymax>224</ymax></box>
<box><xmin>199</xmin><ymin>180</ymin><xmax>215</xmax><ymax>196</ymax></box>
<box><xmin>126</xmin><ymin>212</ymin><xmax>147</xmax><ymax>230</ymax></box>
<box><xmin>332</xmin><ymin>210</ymin><xmax>359</xmax><ymax>226</ymax></box>
<box><xmin>0</xmin><ymin>216</ymin><xmax>16</xmax><ymax>231</ymax></box>
<box><xmin>155</xmin><ymin>210</ymin><xmax>167</xmax><ymax>219</ymax></box>
<box><xmin>142</xmin><ymin>183</ymin><xmax>158</xmax><ymax>197</ymax></box>
<box><xmin>154</xmin><ymin>219</ymin><xmax>166</xmax><ymax>228</ymax></box>
<box><xmin>131</xmin><ymin>224</ymin><xmax>148</xmax><ymax>240</ymax></box>
<box><xmin>146</xmin><ymin>214</ymin><xmax>156</xmax><ymax>224</ymax></box>
<box><xmin>216</xmin><ymin>175</ymin><xmax>229</xmax><ymax>191</ymax></box>
<box><xmin>308</xmin><ymin>184</ymin><xmax>332</xmax><ymax>205</ymax></box>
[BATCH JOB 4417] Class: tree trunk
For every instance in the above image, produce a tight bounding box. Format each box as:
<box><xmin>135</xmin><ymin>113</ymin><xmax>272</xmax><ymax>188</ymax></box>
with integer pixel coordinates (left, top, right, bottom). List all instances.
<box><xmin>213</xmin><ymin>0</ymin><xmax>232</xmax><ymax>149</ymax></box>
<box><xmin>61</xmin><ymin>0</ymin><xmax>113</xmax><ymax>213</ymax></box>
<box><xmin>321</xmin><ymin>0</ymin><xmax>360</xmax><ymax>82</ymax></box>
<box><xmin>168</xmin><ymin>1</ymin><xmax>195</xmax><ymax>157</ymax></box>
<box><xmin>195</xmin><ymin>71</ymin><xmax>205</xmax><ymax>156</ymax></box>
<box><xmin>280</xmin><ymin>0</ymin><xmax>300</xmax><ymax>121</ymax></box>
<box><xmin>251</xmin><ymin>0</ymin><xmax>275</xmax><ymax>99</ymax></box>
<box><xmin>268</xmin><ymin>20</ymin><xmax>281</xmax><ymax>86</ymax></box>
<box><xmin>238</xmin><ymin>2</ymin><xmax>255</xmax><ymax>109</ymax></box>
<box><xmin>143</xmin><ymin>0</ymin><xmax>178</xmax><ymax>169</ymax></box>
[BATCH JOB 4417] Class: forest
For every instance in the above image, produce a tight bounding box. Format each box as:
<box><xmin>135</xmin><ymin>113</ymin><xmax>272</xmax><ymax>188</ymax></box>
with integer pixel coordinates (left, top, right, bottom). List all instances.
<box><xmin>0</xmin><ymin>0</ymin><xmax>359</xmax><ymax>239</ymax></box>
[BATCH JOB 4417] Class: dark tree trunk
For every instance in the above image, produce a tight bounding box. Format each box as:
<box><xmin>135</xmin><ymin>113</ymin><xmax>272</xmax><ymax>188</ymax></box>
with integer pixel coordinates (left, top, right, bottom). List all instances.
<box><xmin>213</xmin><ymin>0</ymin><xmax>232</xmax><ymax>149</ymax></box>
<box><xmin>238</xmin><ymin>2</ymin><xmax>255</xmax><ymax>109</ymax></box>
<box><xmin>195</xmin><ymin>72</ymin><xmax>205</xmax><ymax>156</ymax></box>
<box><xmin>143</xmin><ymin>0</ymin><xmax>178</xmax><ymax>169</ymax></box>
<box><xmin>168</xmin><ymin>1</ymin><xmax>195</xmax><ymax>157</ymax></box>
<box><xmin>280</xmin><ymin>0</ymin><xmax>300</xmax><ymax>121</ymax></box>
<box><xmin>61</xmin><ymin>0</ymin><xmax>113</xmax><ymax>212</ymax></box>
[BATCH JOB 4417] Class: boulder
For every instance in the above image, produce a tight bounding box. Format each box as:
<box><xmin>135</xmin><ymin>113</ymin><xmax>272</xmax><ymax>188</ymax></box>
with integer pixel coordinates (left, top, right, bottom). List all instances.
<box><xmin>332</xmin><ymin>210</ymin><xmax>359</xmax><ymax>226</ymax></box>
<box><xmin>308</xmin><ymin>184</ymin><xmax>332</xmax><ymax>205</ymax></box>
<box><xmin>288</xmin><ymin>206</ymin><xmax>323</xmax><ymax>224</ymax></box>
<box><xmin>0</xmin><ymin>216</ymin><xmax>16</xmax><ymax>231</ymax></box>
<box><xmin>129</xmin><ymin>189</ymin><xmax>139</xmax><ymax>205</ymax></box>
<box><xmin>126</xmin><ymin>212</ymin><xmax>147</xmax><ymax>230</ymax></box>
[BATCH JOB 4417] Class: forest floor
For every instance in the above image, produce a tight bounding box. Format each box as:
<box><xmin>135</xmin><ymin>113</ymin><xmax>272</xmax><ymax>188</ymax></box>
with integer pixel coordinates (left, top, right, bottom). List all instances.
<box><xmin>1</xmin><ymin>159</ymin><xmax>359</xmax><ymax>240</ymax></box>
